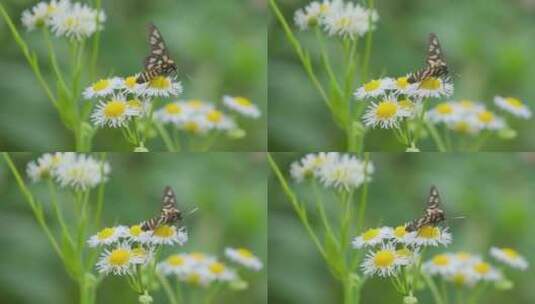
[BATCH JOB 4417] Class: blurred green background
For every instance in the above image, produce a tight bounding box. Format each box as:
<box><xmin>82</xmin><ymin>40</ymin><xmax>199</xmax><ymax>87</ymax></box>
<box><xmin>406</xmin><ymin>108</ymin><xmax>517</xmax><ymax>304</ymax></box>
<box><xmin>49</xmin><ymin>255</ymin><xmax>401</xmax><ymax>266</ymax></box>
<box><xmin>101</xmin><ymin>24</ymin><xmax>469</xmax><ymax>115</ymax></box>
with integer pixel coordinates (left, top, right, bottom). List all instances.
<box><xmin>269</xmin><ymin>152</ymin><xmax>535</xmax><ymax>303</ymax></box>
<box><xmin>269</xmin><ymin>0</ymin><xmax>535</xmax><ymax>151</ymax></box>
<box><xmin>0</xmin><ymin>0</ymin><xmax>266</xmax><ymax>151</ymax></box>
<box><xmin>0</xmin><ymin>152</ymin><xmax>267</xmax><ymax>303</ymax></box>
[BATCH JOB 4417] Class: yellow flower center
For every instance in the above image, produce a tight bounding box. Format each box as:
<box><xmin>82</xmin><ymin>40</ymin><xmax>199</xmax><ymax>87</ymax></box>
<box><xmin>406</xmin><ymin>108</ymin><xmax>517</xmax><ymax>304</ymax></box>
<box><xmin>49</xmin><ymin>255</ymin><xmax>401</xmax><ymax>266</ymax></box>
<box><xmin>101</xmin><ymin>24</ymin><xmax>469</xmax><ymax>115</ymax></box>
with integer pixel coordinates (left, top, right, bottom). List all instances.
<box><xmin>374</xmin><ymin>250</ymin><xmax>395</xmax><ymax>268</ymax></box>
<box><xmin>64</xmin><ymin>16</ymin><xmax>78</xmax><ymax>28</ymax></box>
<box><xmin>153</xmin><ymin>225</ymin><xmax>174</xmax><ymax>238</ymax></box>
<box><xmin>362</xmin><ymin>228</ymin><xmax>380</xmax><ymax>241</ymax></box>
<box><xmin>436</xmin><ymin>103</ymin><xmax>453</xmax><ymax>115</ymax></box>
<box><xmin>97</xmin><ymin>228</ymin><xmax>115</xmax><ymax>240</ymax></box>
<box><xmin>92</xmin><ymin>79</ymin><xmax>110</xmax><ymax>92</ymax></box>
<box><xmin>319</xmin><ymin>3</ymin><xmax>330</xmax><ymax>13</ymax></box>
<box><xmin>420</xmin><ymin>78</ymin><xmax>441</xmax><ymax>90</ymax></box>
<box><xmin>187</xmin><ymin>99</ymin><xmax>204</xmax><ymax>109</ymax></box>
<box><xmin>190</xmin><ymin>252</ymin><xmax>205</xmax><ymax>261</ymax></box>
<box><xmin>103</xmin><ymin>100</ymin><xmax>127</xmax><ymax>118</ymax></box>
<box><xmin>432</xmin><ymin>254</ymin><xmax>450</xmax><ymax>266</ymax></box>
<box><xmin>209</xmin><ymin>262</ymin><xmax>225</xmax><ymax>274</ymax></box>
<box><xmin>398</xmin><ymin>99</ymin><xmax>413</xmax><ymax>111</ymax></box>
<box><xmin>456</xmin><ymin>252</ymin><xmax>471</xmax><ymax>262</ymax></box>
<box><xmin>184</xmin><ymin>121</ymin><xmax>200</xmax><ymax>133</ymax></box>
<box><xmin>364</xmin><ymin>80</ymin><xmax>381</xmax><ymax>92</ymax></box>
<box><xmin>206</xmin><ymin>110</ymin><xmax>223</xmax><ymax>123</ymax></box>
<box><xmin>396</xmin><ymin>77</ymin><xmax>409</xmax><ymax>89</ymax></box>
<box><xmin>165</xmin><ymin>103</ymin><xmax>182</xmax><ymax>114</ymax></box>
<box><xmin>417</xmin><ymin>225</ymin><xmax>439</xmax><ymax>239</ymax></box>
<box><xmin>452</xmin><ymin>273</ymin><xmax>466</xmax><ymax>286</ymax></box>
<box><xmin>453</xmin><ymin>121</ymin><xmax>470</xmax><ymax>133</ymax></box>
<box><xmin>396</xmin><ymin>248</ymin><xmax>411</xmax><ymax>258</ymax></box>
<box><xmin>125</xmin><ymin>76</ymin><xmax>137</xmax><ymax>88</ymax></box>
<box><xmin>149</xmin><ymin>76</ymin><xmax>171</xmax><ymax>89</ymax></box>
<box><xmin>394</xmin><ymin>226</ymin><xmax>407</xmax><ymax>238</ymax></box>
<box><xmin>459</xmin><ymin>99</ymin><xmax>475</xmax><ymax>109</ymax></box>
<box><xmin>167</xmin><ymin>255</ymin><xmax>185</xmax><ymax>266</ymax></box>
<box><xmin>234</xmin><ymin>96</ymin><xmax>252</xmax><ymax>107</ymax></box>
<box><xmin>478</xmin><ymin>111</ymin><xmax>494</xmax><ymax>123</ymax></box>
<box><xmin>336</xmin><ymin>17</ymin><xmax>352</xmax><ymax>28</ymax></box>
<box><xmin>505</xmin><ymin>97</ymin><xmax>523</xmax><ymax>108</ymax></box>
<box><xmin>502</xmin><ymin>248</ymin><xmax>519</xmax><ymax>259</ymax></box>
<box><xmin>132</xmin><ymin>247</ymin><xmax>146</xmax><ymax>258</ymax></box>
<box><xmin>187</xmin><ymin>272</ymin><xmax>201</xmax><ymax>284</ymax></box>
<box><xmin>129</xmin><ymin>225</ymin><xmax>142</xmax><ymax>237</ymax></box>
<box><xmin>237</xmin><ymin>248</ymin><xmax>254</xmax><ymax>258</ymax></box>
<box><xmin>474</xmin><ymin>262</ymin><xmax>490</xmax><ymax>274</ymax></box>
<box><xmin>375</xmin><ymin>101</ymin><xmax>398</xmax><ymax>119</ymax></box>
<box><xmin>108</xmin><ymin>248</ymin><xmax>131</xmax><ymax>266</ymax></box>
<box><xmin>127</xmin><ymin>99</ymin><xmax>142</xmax><ymax>110</ymax></box>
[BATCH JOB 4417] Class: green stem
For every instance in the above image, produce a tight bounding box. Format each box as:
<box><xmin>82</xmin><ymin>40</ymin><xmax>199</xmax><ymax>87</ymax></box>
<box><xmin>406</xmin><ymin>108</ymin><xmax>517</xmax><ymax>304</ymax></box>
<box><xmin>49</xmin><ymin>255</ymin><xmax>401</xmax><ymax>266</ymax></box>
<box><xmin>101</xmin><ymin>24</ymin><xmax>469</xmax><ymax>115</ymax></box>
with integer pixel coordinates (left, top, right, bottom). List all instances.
<box><xmin>425</xmin><ymin>122</ymin><xmax>447</xmax><ymax>152</ymax></box>
<box><xmin>157</xmin><ymin>273</ymin><xmax>179</xmax><ymax>304</ymax></box>
<box><xmin>48</xmin><ymin>179</ymin><xmax>74</xmax><ymax>247</ymax></box>
<box><xmin>312</xmin><ymin>181</ymin><xmax>338</xmax><ymax>247</ymax></box>
<box><xmin>423</xmin><ymin>274</ymin><xmax>445</xmax><ymax>304</ymax></box>
<box><xmin>155</xmin><ymin>123</ymin><xmax>177</xmax><ymax>152</ymax></box>
<box><xmin>43</xmin><ymin>28</ymin><xmax>72</xmax><ymax>100</ymax></box>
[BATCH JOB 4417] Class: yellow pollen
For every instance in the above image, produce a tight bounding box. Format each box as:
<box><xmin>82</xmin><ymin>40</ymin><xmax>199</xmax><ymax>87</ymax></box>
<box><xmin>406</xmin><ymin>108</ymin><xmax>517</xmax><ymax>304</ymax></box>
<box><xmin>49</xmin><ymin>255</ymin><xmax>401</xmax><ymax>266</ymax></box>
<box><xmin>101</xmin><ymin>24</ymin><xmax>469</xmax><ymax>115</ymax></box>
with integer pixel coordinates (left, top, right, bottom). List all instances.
<box><xmin>453</xmin><ymin>121</ymin><xmax>470</xmax><ymax>133</ymax></box>
<box><xmin>420</xmin><ymin>78</ymin><xmax>441</xmax><ymax>90</ymax></box>
<box><xmin>165</xmin><ymin>103</ymin><xmax>182</xmax><ymax>114</ymax></box>
<box><xmin>108</xmin><ymin>248</ymin><xmax>131</xmax><ymax>266</ymax></box>
<box><xmin>474</xmin><ymin>262</ymin><xmax>490</xmax><ymax>274</ymax></box>
<box><xmin>459</xmin><ymin>99</ymin><xmax>475</xmax><ymax>108</ymax></box>
<box><xmin>478</xmin><ymin>111</ymin><xmax>494</xmax><ymax>123</ymax></box>
<box><xmin>187</xmin><ymin>273</ymin><xmax>201</xmax><ymax>284</ymax></box>
<box><xmin>375</xmin><ymin>101</ymin><xmax>398</xmax><ymax>119</ymax></box>
<box><xmin>374</xmin><ymin>250</ymin><xmax>395</xmax><ymax>267</ymax></box>
<box><xmin>207</xmin><ymin>110</ymin><xmax>223</xmax><ymax>123</ymax></box>
<box><xmin>362</xmin><ymin>228</ymin><xmax>380</xmax><ymax>241</ymax></box>
<box><xmin>97</xmin><ymin>228</ymin><xmax>115</xmax><ymax>240</ymax></box>
<box><xmin>209</xmin><ymin>262</ymin><xmax>225</xmax><ymax>274</ymax></box>
<box><xmin>396</xmin><ymin>248</ymin><xmax>411</xmax><ymax>258</ymax></box>
<box><xmin>153</xmin><ymin>225</ymin><xmax>174</xmax><ymax>238</ymax></box>
<box><xmin>319</xmin><ymin>3</ymin><xmax>330</xmax><ymax>13</ymax></box>
<box><xmin>452</xmin><ymin>273</ymin><xmax>466</xmax><ymax>285</ymax></box>
<box><xmin>234</xmin><ymin>96</ymin><xmax>252</xmax><ymax>107</ymax></box>
<box><xmin>103</xmin><ymin>100</ymin><xmax>127</xmax><ymax>118</ymax></box>
<box><xmin>129</xmin><ymin>225</ymin><xmax>142</xmax><ymax>237</ymax></box>
<box><xmin>396</xmin><ymin>77</ymin><xmax>409</xmax><ymax>89</ymax></box>
<box><xmin>125</xmin><ymin>76</ymin><xmax>137</xmax><ymax>88</ymax></box>
<box><xmin>417</xmin><ymin>225</ymin><xmax>439</xmax><ymax>239</ymax></box>
<box><xmin>237</xmin><ymin>248</ymin><xmax>254</xmax><ymax>258</ymax></box>
<box><xmin>64</xmin><ymin>16</ymin><xmax>78</xmax><ymax>28</ymax></box>
<box><xmin>187</xmin><ymin>99</ymin><xmax>204</xmax><ymax>109</ymax></box>
<box><xmin>398</xmin><ymin>99</ymin><xmax>413</xmax><ymax>110</ymax></box>
<box><xmin>432</xmin><ymin>254</ymin><xmax>450</xmax><ymax>266</ymax></box>
<box><xmin>92</xmin><ymin>79</ymin><xmax>110</xmax><ymax>92</ymax></box>
<box><xmin>394</xmin><ymin>226</ymin><xmax>407</xmax><ymax>238</ymax></box>
<box><xmin>502</xmin><ymin>248</ymin><xmax>519</xmax><ymax>259</ymax></box>
<box><xmin>336</xmin><ymin>16</ymin><xmax>352</xmax><ymax>28</ymax></box>
<box><xmin>436</xmin><ymin>103</ymin><xmax>453</xmax><ymax>115</ymax></box>
<box><xmin>364</xmin><ymin>80</ymin><xmax>381</xmax><ymax>92</ymax></box>
<box><xmin>167</xmin><ymin>255</ymin><xmax>185</xmax><ymax>266</ymax></box>
<box><xmin>127</xmin><ymin>99</ymin><xmax>142</xmax><ymax>110</ymax></box>
<box><xmin>184</xmin><ymin>121</ymin><xmax>200</xmax><ymax>133</ymax></box>
<box><xmin>132</xmin><ymin>247</ymin><xmax>146</xmax><ymax>258</ymax></box>
<box><xmin>505</xmin><ymin>97</ymin><xmax>523</xmax><ymax>108</ymax></box>
<box><xmin>149</xmin><ymin>76</ymin><xmax>171</xmax><ymax>89</ymax></box>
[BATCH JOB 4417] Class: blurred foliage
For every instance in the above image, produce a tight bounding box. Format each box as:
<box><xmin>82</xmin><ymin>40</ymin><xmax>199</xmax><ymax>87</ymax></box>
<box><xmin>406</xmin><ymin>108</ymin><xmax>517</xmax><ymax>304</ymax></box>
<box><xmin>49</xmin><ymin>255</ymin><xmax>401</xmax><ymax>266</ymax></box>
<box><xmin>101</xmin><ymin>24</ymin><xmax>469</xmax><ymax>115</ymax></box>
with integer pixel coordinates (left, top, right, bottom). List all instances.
<box><xmin>0</xmin><ymin>0</ymin><xmax>266</xmax><ymax>151</ymax></box>
<box><xmin>269</xmin><ymin>0</ymin><xmax>535</xmax><ymax>151</ymax></box>
<box><xmin>269</xmin><ymin>152</ymin><xmax>535</xmax><ymax>303</ymax></box>
<box><xmin>0</xmin><ymin>152</ymin><xmax>267</xmax><ymax>303</ymax></box>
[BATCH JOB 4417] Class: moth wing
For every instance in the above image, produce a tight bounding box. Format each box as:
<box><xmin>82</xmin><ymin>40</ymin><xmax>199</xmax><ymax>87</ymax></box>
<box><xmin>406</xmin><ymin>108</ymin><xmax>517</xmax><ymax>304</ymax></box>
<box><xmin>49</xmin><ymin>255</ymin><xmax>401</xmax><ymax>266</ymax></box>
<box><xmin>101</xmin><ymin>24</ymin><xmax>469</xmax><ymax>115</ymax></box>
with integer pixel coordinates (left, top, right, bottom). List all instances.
<box><xmin>426</xmin><ymin>185</ymin><xmax>441</xmax><ymax>208</ymax></box>
<box><xmin>161</xmin><ymin>186</ymin><xmax>177</xmax><ymax>211</ymax></box>
<box><xmin>425</xmin><ymin>33</ymin><xmax>447</xmax><ymax>68</ymax></box>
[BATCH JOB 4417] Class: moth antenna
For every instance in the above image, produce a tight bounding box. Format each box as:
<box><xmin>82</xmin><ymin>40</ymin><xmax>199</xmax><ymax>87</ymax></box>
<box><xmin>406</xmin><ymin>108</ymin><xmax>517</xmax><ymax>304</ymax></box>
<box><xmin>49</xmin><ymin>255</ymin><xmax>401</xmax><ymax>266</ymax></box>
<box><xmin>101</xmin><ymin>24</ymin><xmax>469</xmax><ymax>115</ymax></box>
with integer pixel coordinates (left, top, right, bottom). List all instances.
<box><xmin>187</xmin><ymin>207</ymin><xmax>199</xmax><ymax>216</ymax></box>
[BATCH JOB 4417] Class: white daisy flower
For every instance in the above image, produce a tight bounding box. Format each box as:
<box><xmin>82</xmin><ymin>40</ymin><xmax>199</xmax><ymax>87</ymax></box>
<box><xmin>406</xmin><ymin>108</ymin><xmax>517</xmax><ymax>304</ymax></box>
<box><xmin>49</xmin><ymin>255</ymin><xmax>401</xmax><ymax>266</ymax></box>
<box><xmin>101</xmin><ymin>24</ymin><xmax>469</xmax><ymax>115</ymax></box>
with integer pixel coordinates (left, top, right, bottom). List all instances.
<box><xmin>470</xmin><ymin>109</ymin><xmax>506</xmax><ymax>131</ymax></box>
<box><xmin>410</xmin><ymin>225</ymin><xmax>452</xmax><ymax>247</ymax></box>
<box><xmin>83</xmin><ymin>77</ymin><xmax>121</xmax><ymax>99</ymax></box>
<box><xmin>390</xmin><ymin>225</ymin><xmax>416</xmax><ymax>245</ymax></box>
<box><xmin>206</xmin><ymin>261</ymin><xmax>237</xmax><ymax>282</ymax></box>
<box><xmin>423</xmin><ymin>253</ymin><xmax>458</xmax><ymax>276</ymax></box>
<box><xmin>395</xmin><ymin>247</ymin><xmax>419</xmax><ymax>266</ymax></box>
<box><xmin>323</xmin><ymin>2</ymin><xmax>378</xmax><ymax>39</ymax></box>
<box><xmin>446</xmin><ymin>119</ymin><xmax>481</xmax><ymax>135</ymax></box>
<box><xmin>222</xmin><ymin>96</ymin><xmax>261</xmax><ymax>119</ymax></box>
<box><xmin>182</xmin><ymin>99</ymin><xmax>215</xmax><ymax>114</ymax></box>
<box><xmin>427</xmin><ymin>102</ymin><xmax>461</xmax><ymax>123</ymax></box>
<box><xmin>54</xmin><ymin>153</ymin><xmax>110</xmax><ymax>191</ymax></box>
<box><xmin>119</xmin><ymin>75</ymin><xmax>148</xmax><ymax>96</ymax></box>
<box><xmin>445</xmin><ymin>269</ymin><xmax>479</xmax><ymax>288</ymax></box>
<box><xmin>204</xmin><ymin>109</ymin><xmax>236</xmax><ymax>131</ymax></box>
<box><xmin>96</xmin><ymin>243</ymin><xmax>141</xmax><ymax>276</ymax></box>
<box><xmin>141</xmin><ymin>225</ymin><xmax>188</xmax><ymax>246</ymax></box>
<box><xmin>130</xmin><ymin>245</ymin><xmax>154</xmax><ymax>265</ymax></box>
<box><xmin>318</xmin><ymin>154</ymin><xmax>374</xmax><ymax>191</ymax></box>
<box><xmin>452</xmin><ymin>251</ymin><xmax>481</xmax><ymax>266</ymax></box>
<box><xmin>179</xmin><ymin>268</ymin><xmax>215</xmax><ymax>287</ymax></box>
<box><xmin>352</xmin><ymin>227</ymin><xmax>392</xmax><ymax>249</ymax></box>
<box><xmin>125</xmin><ymin>98</ymin><xmax>150</xmax><ymax>117</ymax></box>
<box><xmin>354</xmin><ymin>78</ymin><xmax>394</xmax><ymax>99</ymax></box>
<box><xmin>21</xmin><ymin>0</ymin><xmax>71</xmax><ymax>31</ymax></box>
<box><xmin>177</xmin><ymin>115</ymin><xmax>212</xmax><ymax>135</ymax></box>
<box><xmin>361</xmin><ymin>243</ymin><xmax>404</xmax><ymax>278</ymax></box>
<box><xmin>392</xmin><ymin>76</ymin><xmax>412</xmax><ymax>95</ymax></box>
<box><xmin>49</xmin><ymin>2</ymin><xmax>106</xmax><ymax>40</ymax></box>
<box><xmin>26</xmin><ymin>152</ymin><xmax>68</xmax><ymax>182</ymax></box>
<box><xmin>91</xmin><ymin>96</ymin><xmax>138</xmax><ymax>128</ymax></box>
<box><xmin>471</xmin><ymin>261</ymin><xmax>502</xmax><ymax>281</ymax></box>
<box><xmin>154</xmin><ymin>102</ymin><xmax>190</xmax><ymax>125</ymax></box>
<box><xmin>408</xmin><ymin>77</ymin><xmax>454</xmax><ymax>99</ymax></box>
<box><xmin>294</xmin><ymin>1</ymin><xmax>323</xmax><ymax>31</ymax></box>
<box><xmin>87</xmin><ymin>226</ymin><xmax>128</xmax><ymax>247</ymax></box>
<box><xmin>142</xmin><ymin>76</ymin><xmax>183</xmax><ymax>98</ymax></box>
<box><xmin>289</xmin><ymin>152</ymin><xmax>339</xmax><ymax>182</ymax></box>
<box><xmin>225</xmin><ymin>248</ymin><xmax>263</xmax><ymax>271</ymax></box>
<box><xmin>490</xmin><ymin>247</ymin><xmax>529</xmax><ymax>271</ymax></box>
<box><xmin>363</xmin><ymin>97</ymin><xmax>406</xmax><ymax>129</ymax></box>
<box><xmin>494</xmin><ymin>96</ymin><xmax>532</xmax><ymax>119</ymax></box>
<box><xmin>158</xmin><ymin>254</ymin><xmax>194</xmax><ymax>276</ymax></box>
<box><xmin>123</xmin><ymin>224</ymin><xmax>145</xmax><ymax>242</ymax></box>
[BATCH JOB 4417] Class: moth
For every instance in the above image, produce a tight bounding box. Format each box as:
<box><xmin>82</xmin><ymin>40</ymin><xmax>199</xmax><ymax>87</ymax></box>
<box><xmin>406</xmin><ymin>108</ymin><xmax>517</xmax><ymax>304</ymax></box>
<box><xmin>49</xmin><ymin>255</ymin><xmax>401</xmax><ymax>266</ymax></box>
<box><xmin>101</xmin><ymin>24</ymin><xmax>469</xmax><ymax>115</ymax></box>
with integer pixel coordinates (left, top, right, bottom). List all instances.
<box><xmin>407</xmin><ymin>33</ymin><xmax>449</xmax><ymax>84</ymax></box>
<box><xmin>136</xmin><ymin>23</ymin><xmax>178</xmax><ymax>84</ymax></box>
<box><xmin>140</xmin><ymin>186</ymin><xmax>183</xmax><ymax>231</ymax></box>
<box><xmin>405</xmin><ymin>185</ymin><xmax>446</xmax><ymax>232</ymax></box>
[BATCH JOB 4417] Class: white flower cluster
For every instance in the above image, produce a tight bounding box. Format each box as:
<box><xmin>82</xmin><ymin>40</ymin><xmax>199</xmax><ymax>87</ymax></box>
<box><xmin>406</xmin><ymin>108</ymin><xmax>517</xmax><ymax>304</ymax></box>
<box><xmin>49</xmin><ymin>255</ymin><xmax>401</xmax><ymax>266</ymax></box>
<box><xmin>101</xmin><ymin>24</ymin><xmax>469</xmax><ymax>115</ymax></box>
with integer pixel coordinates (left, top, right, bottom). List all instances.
<box><xmin>157</xmin><ymin>247</ymin><xmax>262</xmax><ymax>287</ymax></box>
<box><xmin>354</xmin><ymin>76</ymin><xmax>454</xmax><ymax>129</ymax></box>
<box><xmin>21</xmin><ymin>0</ymin><xmax>105</xmax><ymax>40</ymax></box>
<box><xmin>82</xmin><ymin>75</ymin><xmax>183</xmax><ymax>128</ymax></box>
<box><xmin>88</xmin><ymin>224</ymin><xmax>188</xmax><ymax>276</ymax></box>
<box><xmin>26</xmin><ymin>153</ymin><xmax>110</xmax><ymax>191</ymax></box>
<box><xmin>294</xmin><ymin>0</ymin><xmax>378</xmax><ymax>39</ymax></box>
<box><xmin>354</xmin><ymin>224</ymin><xmax>452</xmax><ymax>278</ymax></box>
<box><xmin>289</xmin><ymin>153</ymin><xmax>374</xmax><ymax>191</ymax></box>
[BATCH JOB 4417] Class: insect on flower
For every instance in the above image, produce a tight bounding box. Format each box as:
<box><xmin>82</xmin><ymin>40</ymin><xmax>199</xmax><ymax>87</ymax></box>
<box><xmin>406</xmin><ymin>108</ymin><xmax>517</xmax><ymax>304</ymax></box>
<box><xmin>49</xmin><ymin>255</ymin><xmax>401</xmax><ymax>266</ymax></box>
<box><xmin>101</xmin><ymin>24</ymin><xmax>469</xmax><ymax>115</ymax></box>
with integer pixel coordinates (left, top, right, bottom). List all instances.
<box><xmin>405</xmin><ymin>185</ymin><xmax>446</xmax><ymax>232</ymax></box>
<box><xmin>140</xmin><ymin>186</ymin><xmax>183</xmax><ymax>231</ymax></box>
<box><xmin>136</xmin><ymin>23</ymin><xmax>178</xmax><ymax>84</ymax></box>
<box><xmin>407</xmin><ymin>33</ymin><xmax>449</xmax><ymax>84</ymax></box>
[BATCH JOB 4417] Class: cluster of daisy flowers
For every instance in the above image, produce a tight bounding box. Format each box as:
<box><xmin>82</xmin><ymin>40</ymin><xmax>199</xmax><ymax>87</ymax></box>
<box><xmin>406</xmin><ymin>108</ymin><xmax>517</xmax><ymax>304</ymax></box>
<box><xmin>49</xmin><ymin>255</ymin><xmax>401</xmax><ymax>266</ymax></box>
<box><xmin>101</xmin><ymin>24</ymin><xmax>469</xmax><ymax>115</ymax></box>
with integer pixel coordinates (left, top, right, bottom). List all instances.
<box><xmin>423</xmin><ymin>247</ymin><xmax>528</xmax><ymax>288</ymax></box>
<box><xmin>157</xmin><ymin>247</ymin><xmax>263</xmax><ymax>288</ymax></box>
<box><xmin>427</xmin><ymin>97</ymin><xmax>532</xmax><ymax>135</ymax></box>
<box><xmin>26</xmin><ymin>152</ymin><xmax>110</xmax><ymax>191</ymax></box>
<box><xmin>154</xmin><ymin>96</ymin><xmax>261</xmax><ymax>135</ymax></box>
<box><xmin>21</xmin><ymin>0</ymin><xmax>105</xmax><ymax>40</ymax></box>
<box><xmin>83</xmin><ymin>75</ymin><xmax>183</xmax><ymax>128</ymax></box>
<box><xmin>289</xmin><ymin>152</ymin><xmax>374</xmax><ymax>191</ymax></box>
<box><xmin>88</xmin><ymin>224</ymin><xmax>188</xmax><ymax>276</ymax></box>
<box><xmin>294</xmin><ymin>0</ymin><xmax>379</xmax><ymax>39</ymax></box>
<box><xmin>353</xmin><ymin>224</ymin><xmax>452</xmax><ymax>278</ymax></box>
<box><xmin>354</xmin><ymin>76</ymin><xmax>454</xmax><ymax>129</ymax></box>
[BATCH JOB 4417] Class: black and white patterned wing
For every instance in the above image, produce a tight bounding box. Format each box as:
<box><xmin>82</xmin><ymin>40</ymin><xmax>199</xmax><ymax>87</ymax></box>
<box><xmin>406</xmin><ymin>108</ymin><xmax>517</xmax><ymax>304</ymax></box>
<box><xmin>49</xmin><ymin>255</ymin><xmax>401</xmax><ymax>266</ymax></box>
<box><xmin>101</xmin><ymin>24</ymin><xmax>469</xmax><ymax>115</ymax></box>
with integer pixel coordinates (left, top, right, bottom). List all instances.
<box><xmin>159</xmin><ymin>186</ymin><xmax>182</xmax><ymax>226</ymax></box>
